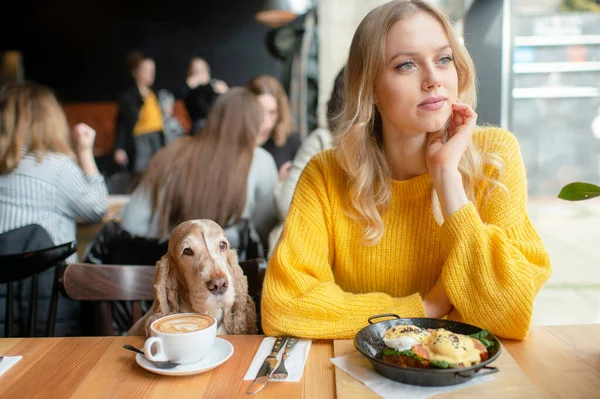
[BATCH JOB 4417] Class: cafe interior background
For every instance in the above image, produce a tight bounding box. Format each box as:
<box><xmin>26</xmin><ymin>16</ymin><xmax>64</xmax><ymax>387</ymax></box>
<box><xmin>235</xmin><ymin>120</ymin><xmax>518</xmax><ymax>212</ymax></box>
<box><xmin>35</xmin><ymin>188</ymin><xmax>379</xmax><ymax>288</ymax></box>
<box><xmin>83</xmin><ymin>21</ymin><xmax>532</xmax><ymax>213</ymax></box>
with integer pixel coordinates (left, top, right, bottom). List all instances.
<box><xmin>1</xmin><ymin>0</ymin><xmax>600</xmax><ymax>329</ymax></box>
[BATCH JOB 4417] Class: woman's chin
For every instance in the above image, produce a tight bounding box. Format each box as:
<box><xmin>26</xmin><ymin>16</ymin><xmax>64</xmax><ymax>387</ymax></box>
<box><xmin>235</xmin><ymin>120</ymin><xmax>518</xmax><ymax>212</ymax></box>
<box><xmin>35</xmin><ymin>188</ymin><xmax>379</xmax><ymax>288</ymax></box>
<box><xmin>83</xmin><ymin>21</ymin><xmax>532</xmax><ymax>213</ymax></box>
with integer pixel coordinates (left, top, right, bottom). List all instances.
<box><xmin>430</xmin><ymin>112</ymin><xmax>453</xmax><ymax>132</ymax></box>
<box><xmin>421</xmin><ymin>120</ymin><xmax>449</xmax><ymax>133</ymax></box>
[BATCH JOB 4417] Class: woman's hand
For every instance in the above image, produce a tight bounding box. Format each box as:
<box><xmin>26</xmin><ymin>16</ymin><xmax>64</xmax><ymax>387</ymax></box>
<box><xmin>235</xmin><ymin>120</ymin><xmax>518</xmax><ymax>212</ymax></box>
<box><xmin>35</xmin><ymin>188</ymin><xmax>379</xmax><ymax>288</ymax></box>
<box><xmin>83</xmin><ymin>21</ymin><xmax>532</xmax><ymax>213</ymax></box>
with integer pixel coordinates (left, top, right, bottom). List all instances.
<box><xmin>212</xmin><ymin>80</ymin><xmax>229</xmax><ymax>94</ymax></box>
<box><xmin>422</xmin><ymin>278</ymin><xmax>453</xmax><ymax>319</ymax></box>
<box><xmin>186</xmin><ymin>73</ymin><xmax>210</xmax><ymax>89</ymax></box>
<box><xmin>114</xmin><ymin>149</ymin><xmax>129</xmax><ymax>165</ymax></box>
<box><xmin>278</xmin><ymin>161</ymin><xmax>293</xmax><ymax>182</ymax></box>
<box><xmin>425</xmin><ymin>101</ymin><xmax>477</xmax><ymax>176</ymax></box>
<box><xmin>425</xmin><ymin>101</ymin><xmax>477</xmax><ymax>220</ymax></box>
<box><xmin>72</xmin><ymin>123</ymin><xmax>96</xmax><ymax>154</ymax></box>
<box><xmin>72</xmin><ymin>123</ymin><xmax>101</xmax><ymax>176</ymax></box>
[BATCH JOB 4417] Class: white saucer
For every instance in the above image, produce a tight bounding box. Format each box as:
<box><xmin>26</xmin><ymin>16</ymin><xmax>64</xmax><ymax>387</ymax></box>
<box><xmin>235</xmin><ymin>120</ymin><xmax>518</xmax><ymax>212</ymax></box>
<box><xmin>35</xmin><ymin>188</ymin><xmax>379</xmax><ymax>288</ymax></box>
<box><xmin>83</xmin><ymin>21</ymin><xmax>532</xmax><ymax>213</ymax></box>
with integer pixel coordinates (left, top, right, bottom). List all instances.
<box><xmin>136</xmin><ymin>337</ymin><xmax>234</xmax><ymax>376</ymax></box>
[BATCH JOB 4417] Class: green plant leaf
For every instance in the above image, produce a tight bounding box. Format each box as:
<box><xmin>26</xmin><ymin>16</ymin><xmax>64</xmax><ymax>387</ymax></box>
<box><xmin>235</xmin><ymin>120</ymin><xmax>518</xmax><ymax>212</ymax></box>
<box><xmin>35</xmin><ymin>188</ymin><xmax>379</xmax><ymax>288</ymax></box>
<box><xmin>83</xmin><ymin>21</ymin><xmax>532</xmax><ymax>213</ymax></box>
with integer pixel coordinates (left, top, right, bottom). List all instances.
<box><xmin>558</xmin><ymin>182</ymin><xmax>600</xmax><ymax>201</ymax></box>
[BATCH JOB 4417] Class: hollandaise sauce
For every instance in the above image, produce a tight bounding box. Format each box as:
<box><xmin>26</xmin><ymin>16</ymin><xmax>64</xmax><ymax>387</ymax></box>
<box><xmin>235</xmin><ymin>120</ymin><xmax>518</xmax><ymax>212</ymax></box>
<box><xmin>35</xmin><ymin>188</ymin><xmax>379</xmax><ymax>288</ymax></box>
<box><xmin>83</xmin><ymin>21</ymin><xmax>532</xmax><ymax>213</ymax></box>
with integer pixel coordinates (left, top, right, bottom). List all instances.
<box><xmin>420</xmin><ymin>329</ymin><xmax>482</xmax><ymax>367</ymax></box>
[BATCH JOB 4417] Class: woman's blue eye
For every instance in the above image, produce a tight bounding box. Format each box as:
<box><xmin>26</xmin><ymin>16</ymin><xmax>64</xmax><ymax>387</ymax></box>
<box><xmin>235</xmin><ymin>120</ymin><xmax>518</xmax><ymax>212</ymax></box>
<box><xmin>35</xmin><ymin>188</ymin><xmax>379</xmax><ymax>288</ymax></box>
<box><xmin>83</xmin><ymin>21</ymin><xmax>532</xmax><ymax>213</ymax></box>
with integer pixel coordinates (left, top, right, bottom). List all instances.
<box><xmin>396</xmin><ymin>61</ymin><xmax>416</xmax><ymax>71</ymax></box>
<box><xmin>439</xmin><ymin>56</ymin><xmax>454</xmax><ymax>65</ymax></box>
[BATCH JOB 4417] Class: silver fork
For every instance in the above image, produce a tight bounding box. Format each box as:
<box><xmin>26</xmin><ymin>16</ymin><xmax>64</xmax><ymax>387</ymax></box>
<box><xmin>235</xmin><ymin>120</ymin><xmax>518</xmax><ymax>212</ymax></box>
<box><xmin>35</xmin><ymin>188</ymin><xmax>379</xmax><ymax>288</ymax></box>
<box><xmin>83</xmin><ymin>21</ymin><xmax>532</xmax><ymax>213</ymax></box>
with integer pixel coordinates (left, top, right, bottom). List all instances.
<box><xmin>270</xmin><ymin>337</ymin><xmax>299</xmax><ymax>380</ymax></box>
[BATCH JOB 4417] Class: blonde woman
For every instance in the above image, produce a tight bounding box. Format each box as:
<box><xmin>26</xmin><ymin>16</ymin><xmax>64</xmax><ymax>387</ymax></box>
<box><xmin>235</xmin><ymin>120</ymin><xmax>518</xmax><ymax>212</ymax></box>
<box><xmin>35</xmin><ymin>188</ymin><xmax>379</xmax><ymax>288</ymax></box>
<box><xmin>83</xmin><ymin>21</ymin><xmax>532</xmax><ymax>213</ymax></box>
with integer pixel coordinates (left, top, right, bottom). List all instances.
<box><xmin>0</xmin><ymin>82</ymin><xmax>107</xmax><ymax>336</ymax></box>
<box><xmin>262</xmin><ymin>0</ymin><xmax>551</xmax><ymax>340</ymax></box>
<box><xmin>0</xmin><ymin>83</ymin><xmax>108</xmax><ymax>260</ymax></box>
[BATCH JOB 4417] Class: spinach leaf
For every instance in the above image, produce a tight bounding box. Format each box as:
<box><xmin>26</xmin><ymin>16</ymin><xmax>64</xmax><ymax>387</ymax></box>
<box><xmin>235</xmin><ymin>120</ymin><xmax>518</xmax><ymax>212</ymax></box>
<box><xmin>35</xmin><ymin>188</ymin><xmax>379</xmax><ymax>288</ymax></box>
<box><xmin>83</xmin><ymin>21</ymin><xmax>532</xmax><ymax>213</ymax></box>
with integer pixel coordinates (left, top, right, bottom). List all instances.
<box><xmin>382</xmin><ymin>348</ymin><xmax>401</xmax><ymax>356</ymax></box>
<box><xmin>382</xmin><ymin>348</ymin><xmax>423</xmax><ymax>361</ymax></box>
<box><xmin>398</xmin><ymin>349</ymin><xmax>422</xmax><ymax>360</ymax></box>
<box><xmin>470</xmin><ymin>329</ymin><xmax>493</xmax><ymax>349</ymax></box>
<box><xmin>430</xmin><ymin>360</ymin><xmax>452</xmax><ymax>369</ymax></box>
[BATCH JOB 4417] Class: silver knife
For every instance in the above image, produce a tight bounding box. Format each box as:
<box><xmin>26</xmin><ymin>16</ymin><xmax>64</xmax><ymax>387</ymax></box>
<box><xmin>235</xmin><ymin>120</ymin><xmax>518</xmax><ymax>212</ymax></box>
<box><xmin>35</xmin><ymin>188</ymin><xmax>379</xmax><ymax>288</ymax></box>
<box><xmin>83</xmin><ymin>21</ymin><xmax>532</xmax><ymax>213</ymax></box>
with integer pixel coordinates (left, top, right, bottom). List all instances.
<box><xmin>247</xmin><ymin>337</ymin><xmax>287</xmax><ymax>395</ymax></box>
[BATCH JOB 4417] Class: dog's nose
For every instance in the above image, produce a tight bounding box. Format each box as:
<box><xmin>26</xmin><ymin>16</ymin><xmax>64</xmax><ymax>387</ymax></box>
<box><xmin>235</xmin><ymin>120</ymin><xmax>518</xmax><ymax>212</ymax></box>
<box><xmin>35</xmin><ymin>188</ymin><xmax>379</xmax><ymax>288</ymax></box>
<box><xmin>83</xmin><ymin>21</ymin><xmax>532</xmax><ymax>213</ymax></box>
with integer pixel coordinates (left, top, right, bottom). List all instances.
<box><xmin>206</xmin><ymin>276</ymin><xmax>229</xmax><ymax>295</ymax></box>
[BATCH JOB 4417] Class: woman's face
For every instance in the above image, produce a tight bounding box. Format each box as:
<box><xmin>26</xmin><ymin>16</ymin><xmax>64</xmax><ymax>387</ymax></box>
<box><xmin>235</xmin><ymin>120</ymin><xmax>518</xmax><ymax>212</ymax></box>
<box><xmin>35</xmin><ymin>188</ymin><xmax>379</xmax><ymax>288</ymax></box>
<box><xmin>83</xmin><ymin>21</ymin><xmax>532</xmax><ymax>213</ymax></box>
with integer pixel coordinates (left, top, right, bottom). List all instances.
<box><xmin>190</xmin><ymin>59</ymin><xmax>210</xmax><ymax>82</ymax></box>
<box><xmin>375</xmin><ymin>11</ymin><xmax>458</xmax><ymax>138</ymax></box>
<box><xmin>135</xmin><ymin>59</ymin><xmax>156</xmax><ymax>87</ymax></box>
<box><xmin>256</xmin><ymin>93</ymin><xmax>278</xmax><ymax>146</ymax></box>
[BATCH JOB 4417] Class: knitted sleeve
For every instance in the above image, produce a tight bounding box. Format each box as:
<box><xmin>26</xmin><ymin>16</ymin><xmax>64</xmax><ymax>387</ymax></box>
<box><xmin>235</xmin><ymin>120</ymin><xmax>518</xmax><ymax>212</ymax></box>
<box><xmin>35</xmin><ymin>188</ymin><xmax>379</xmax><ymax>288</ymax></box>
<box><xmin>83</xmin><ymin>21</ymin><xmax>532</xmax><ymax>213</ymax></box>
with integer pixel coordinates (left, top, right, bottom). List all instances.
<box><xmin>440</xmin><ymin>128</ymin><xmax>551</xmax><ymax>340</ymax></box>
<box><xmin>261</xmin><ymin>155</ymin><xmax>426</xmax><ymax>339</ymax></box>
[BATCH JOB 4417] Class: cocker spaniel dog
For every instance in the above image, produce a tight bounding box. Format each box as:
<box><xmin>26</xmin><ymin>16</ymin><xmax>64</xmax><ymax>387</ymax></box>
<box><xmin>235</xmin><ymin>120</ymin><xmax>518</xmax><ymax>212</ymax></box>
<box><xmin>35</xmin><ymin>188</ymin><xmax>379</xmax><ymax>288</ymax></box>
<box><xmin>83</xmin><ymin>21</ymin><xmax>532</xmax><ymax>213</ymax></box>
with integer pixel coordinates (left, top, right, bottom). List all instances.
<box><xmin>128</xmin><ymin>219</ymin><xmax>257</xmax><ymax>336</ymax></box>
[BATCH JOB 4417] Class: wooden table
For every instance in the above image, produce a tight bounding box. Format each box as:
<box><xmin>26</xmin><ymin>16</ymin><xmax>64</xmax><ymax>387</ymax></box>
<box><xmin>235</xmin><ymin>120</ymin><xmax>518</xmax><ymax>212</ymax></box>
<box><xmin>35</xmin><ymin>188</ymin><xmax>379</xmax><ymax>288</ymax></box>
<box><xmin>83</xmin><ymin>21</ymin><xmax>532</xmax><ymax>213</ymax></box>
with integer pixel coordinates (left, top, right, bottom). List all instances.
<box><xmin>0</xmin><ymin>335</ymin><xmax>334</xmax><ymax>399</ymax></box>
<box><xmin>503</xmin><ymin>324</ymin><xmax>600</xmax><ymax>399</ymax></box>
<box><xmin>0</xmin><ymin>325</ymin><xmax>598</xmax><ymax>398</ymax></box>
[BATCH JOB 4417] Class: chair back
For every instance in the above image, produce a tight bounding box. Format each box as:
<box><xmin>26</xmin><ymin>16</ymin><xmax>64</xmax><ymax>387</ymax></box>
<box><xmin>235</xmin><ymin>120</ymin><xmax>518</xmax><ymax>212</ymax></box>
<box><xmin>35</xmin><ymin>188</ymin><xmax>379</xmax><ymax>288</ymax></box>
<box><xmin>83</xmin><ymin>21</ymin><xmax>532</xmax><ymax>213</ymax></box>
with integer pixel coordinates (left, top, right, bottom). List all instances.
<box><xmin>79</xmin><ymin>221</ymin><xmax>168</xmax><ymax>335</ymax></box>
<box><xmin>239</xmin><ymin>259</ymin><xmax>267</xmax><ymax>333</ymax></box>
<box><xmin>60</xmin><ymin>263</ymin><xmax>155</xmax><ymax>336</ymax></box>
<box><xmin>61</xmin><ymin>264</ymin><xmax>155</xmax><ymax>301</ymax></box>
<box><xmin>0</xmin><ymin>241</ymin><xmax>77</xmax><ymax>283</ymax></box>
<box><xmin>0</xmin><ymin>224</ymin><xmax>76</xmax><ymax>337</ymax></box>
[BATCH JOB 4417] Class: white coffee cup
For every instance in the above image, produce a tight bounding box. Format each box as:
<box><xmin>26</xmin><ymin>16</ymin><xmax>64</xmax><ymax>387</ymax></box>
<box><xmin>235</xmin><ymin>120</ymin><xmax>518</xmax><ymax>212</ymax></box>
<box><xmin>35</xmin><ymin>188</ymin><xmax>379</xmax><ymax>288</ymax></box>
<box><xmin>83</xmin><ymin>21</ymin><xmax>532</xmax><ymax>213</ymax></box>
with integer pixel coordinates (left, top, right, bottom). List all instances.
<box><xmin>143</xmin><ymin>313</ymin><xmax>217</xmax><ymax>365</ymax></box>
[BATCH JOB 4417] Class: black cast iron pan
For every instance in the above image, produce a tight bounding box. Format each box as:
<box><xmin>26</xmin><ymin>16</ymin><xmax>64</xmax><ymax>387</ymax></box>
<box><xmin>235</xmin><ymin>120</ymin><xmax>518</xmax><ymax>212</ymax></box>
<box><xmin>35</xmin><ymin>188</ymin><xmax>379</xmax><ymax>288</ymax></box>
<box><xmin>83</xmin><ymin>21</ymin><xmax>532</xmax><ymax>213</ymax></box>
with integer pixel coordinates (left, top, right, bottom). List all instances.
<box><xmin>354</xmin><ymin>314</ymin><xmax>501</xmax><ymax>387</ymax></box>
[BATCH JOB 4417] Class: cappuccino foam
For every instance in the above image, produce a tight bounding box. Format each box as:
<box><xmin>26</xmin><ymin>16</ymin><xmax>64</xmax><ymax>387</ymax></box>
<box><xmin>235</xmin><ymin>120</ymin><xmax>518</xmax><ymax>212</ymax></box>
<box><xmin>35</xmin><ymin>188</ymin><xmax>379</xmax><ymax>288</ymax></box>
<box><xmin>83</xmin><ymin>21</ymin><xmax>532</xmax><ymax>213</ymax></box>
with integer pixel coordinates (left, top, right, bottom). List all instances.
<box><xmin>154</xmin><ymin>314</ymin><xmax>214</xmax><ymax>334</ymax></box>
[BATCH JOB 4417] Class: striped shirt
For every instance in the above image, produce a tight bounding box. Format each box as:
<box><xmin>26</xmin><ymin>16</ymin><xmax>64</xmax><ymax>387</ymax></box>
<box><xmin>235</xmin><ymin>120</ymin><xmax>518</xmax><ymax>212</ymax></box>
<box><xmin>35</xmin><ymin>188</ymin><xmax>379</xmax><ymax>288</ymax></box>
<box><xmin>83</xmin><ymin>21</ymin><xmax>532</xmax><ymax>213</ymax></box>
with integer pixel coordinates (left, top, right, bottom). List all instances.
<box><xmin>0</xmin><ymin>148</ymin><xmax>108</xmax><ymax>262</ymax></box>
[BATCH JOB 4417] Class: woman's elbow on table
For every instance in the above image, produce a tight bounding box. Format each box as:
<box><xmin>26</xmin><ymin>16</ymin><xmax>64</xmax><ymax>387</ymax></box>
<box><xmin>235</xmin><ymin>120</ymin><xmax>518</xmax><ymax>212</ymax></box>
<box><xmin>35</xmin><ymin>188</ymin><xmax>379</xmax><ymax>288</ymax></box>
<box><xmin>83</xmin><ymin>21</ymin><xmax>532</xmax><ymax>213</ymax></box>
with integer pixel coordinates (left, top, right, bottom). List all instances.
<box><xmin>449</xmin><ymin>308</ymin><xmax>530</xmax><ymax>341</ymax></box>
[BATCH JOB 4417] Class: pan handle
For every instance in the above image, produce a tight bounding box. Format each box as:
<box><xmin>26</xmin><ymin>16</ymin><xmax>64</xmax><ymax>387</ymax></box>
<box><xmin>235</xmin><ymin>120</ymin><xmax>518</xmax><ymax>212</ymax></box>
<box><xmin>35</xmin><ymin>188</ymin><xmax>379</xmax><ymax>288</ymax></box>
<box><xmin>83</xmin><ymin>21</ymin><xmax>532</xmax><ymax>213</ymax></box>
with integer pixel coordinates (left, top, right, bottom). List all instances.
<box><xmin>457</xmin><ymin>366</ymin><xmax>498</xmax><ymax>379</ymax></box>
<box><xmin>368</xmin><ymin>314</ymin><xmax>401</xmax><ymax>325</ymax></box>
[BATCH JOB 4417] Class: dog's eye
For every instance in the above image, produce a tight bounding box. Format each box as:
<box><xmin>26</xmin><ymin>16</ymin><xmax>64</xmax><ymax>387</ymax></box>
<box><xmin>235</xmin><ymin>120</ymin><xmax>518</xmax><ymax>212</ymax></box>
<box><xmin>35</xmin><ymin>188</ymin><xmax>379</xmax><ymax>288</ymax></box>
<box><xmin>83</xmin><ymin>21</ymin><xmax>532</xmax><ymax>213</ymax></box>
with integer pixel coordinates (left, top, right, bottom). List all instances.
<box><xmin>182</xmin><ymin>247</ymin><xmax>194</xmax><ymax>257</ymax></box>
<box><xmin>219</xmin><ymin>241</ymin><xmax>227</xmax><ymax>252</ymax></box>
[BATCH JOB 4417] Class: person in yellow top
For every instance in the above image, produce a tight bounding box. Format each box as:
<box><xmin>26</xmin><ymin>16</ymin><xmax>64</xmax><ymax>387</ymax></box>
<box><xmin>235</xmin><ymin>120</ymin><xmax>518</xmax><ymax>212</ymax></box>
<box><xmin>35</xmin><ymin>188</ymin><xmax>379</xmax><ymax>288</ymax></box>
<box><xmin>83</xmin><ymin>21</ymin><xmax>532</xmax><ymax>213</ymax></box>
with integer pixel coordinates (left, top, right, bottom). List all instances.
<box><xmin>261</xmin><ymin>0</ymin><xmax>551</xmax><ymax>341</ymax></box>
<box><xmin>114</xmin><ymin>53</ymin><xmax>164</xmax><ymax>176</ymax></box>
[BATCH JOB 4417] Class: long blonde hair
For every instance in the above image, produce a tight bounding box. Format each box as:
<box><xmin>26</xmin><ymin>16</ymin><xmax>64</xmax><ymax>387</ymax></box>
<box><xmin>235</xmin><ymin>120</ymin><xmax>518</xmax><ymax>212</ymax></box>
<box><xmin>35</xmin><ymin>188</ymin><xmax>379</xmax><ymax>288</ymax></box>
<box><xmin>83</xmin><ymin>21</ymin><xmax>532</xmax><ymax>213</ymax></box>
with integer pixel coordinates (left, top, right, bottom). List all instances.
<box><xmin>335</xmin><ymin>0</ymin><xmax>503</xmax><ymax>245</ymax></box>
<box><xmin>0</xmin><ymin>82</ymin><xmax>74</xmax><ymax>174</ymax></box>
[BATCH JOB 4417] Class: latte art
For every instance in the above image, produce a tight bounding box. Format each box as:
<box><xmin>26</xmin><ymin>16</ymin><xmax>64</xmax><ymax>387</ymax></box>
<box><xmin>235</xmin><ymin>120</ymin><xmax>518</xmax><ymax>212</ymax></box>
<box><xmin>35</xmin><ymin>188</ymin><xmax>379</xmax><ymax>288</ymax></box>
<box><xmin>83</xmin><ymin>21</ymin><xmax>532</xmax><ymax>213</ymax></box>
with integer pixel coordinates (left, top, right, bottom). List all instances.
<box><xmin>154</xmin><ymin>314</ymin><xmax>214</xmax><ymax>334</ymax></box>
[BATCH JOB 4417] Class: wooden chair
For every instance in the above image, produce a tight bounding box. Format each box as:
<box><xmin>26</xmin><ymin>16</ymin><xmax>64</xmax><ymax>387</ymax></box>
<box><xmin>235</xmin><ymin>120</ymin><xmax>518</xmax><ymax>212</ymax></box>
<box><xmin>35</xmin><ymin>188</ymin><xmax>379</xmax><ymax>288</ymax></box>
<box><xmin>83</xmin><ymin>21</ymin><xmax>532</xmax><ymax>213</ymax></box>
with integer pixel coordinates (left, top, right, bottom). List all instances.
<box><xmin>60</xmin><ymin>259</ymin><xmax>267</xmax><ymax>335</ymax></box>
<box><xmin>59</xmin><ymin>263</ymin><xmax>155</xmax><ymax>335</ymax></box>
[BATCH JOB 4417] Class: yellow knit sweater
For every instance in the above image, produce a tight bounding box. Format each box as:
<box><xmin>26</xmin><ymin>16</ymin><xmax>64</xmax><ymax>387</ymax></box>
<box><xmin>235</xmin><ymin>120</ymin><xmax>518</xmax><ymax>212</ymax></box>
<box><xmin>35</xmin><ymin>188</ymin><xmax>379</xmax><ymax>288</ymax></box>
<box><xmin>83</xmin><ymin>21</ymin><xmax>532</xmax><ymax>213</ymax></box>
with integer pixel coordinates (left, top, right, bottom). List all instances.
<box><xmin>262</xmin><ymin>127</ymin><xmax>551</xmax><ymax>340</ymax></box>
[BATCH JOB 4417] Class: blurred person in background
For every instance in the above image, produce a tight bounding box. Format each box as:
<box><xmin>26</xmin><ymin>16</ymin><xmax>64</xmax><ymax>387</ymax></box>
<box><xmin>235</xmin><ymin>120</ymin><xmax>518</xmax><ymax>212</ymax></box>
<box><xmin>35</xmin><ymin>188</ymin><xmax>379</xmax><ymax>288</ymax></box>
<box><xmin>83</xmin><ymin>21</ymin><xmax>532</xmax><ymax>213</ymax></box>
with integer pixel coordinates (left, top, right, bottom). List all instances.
<box><xmin>248</xmin><ymin>75</ymin><xmax>301</xmax><ymax>182</ymax></box>
<box><xmin>0</xmin><ymin>82</ymin><xmax>108</xmax><ymax>336</ymax></box>
<box><xmin>267</xmin><ymin>67</ymin><xmax>345</xmax><ymax>253</ymax></box>
<box><xmin>114</xmin><ymin>52</ymin><xmax>164</xmax><ymax>177</ymax></box>
<box><xmin>0</xmin><ymin>82</ymin><xmax>108</xmax><ymax>258</ymax></box>
<box><xmin>181</xmin><ymin>57</ymin><xmax>229</xmax><ymax>134</ymax></box>
<box><xmin>119</xmin><ymin>87</ymin><xmax>278</xmax><ymax>253</ymax></box>
<box><xmin>157</xmin><ymin>89</ymin><xmax>185</xmax><ymax>145</ymax></box>
<box><xmin>278</xmin><ymin>67</ymin><xmax>345</xmax><ymax>218</ymax></box>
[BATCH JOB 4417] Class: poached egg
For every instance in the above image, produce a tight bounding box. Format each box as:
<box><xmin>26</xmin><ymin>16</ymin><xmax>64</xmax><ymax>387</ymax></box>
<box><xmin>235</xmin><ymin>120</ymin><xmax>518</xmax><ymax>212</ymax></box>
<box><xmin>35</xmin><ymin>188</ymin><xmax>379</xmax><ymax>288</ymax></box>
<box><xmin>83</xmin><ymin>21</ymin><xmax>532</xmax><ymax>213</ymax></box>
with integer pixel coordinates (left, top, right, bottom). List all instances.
<box><xmin>382</xmin><ymin>325</ymin><xmax>430</xmax><ymax>351</ymax></box>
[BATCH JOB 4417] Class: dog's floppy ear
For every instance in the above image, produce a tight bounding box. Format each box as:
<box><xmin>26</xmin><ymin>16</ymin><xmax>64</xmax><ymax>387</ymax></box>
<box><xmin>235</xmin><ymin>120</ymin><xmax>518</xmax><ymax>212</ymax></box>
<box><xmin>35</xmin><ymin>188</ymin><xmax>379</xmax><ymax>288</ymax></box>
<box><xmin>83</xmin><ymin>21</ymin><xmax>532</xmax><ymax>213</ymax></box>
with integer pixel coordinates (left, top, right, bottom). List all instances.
<box><xmin>141</xmin><ymin>254</ymin><xmax>180</xmax><ymax>336</ymax></box>
<box><xmin>224</xmin><ymin>249</ymin><xmax>258</xmax><ymax>334</ymax></box>
<box><xmin>153</xmin><ymin>253</ymin><xmax>180</xmax><ymax>317</ymax></box>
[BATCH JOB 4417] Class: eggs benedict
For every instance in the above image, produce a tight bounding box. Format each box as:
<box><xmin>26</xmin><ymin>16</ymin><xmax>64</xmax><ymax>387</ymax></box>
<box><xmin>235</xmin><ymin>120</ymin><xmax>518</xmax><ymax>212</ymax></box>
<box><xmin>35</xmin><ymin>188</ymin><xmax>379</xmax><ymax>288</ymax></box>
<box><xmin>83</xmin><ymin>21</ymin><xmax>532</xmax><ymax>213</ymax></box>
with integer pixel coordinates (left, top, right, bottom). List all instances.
<box><xmin>382</xmin><ymin>327</ymin><xmax>490</xmax><ymax>369</ymax></box>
